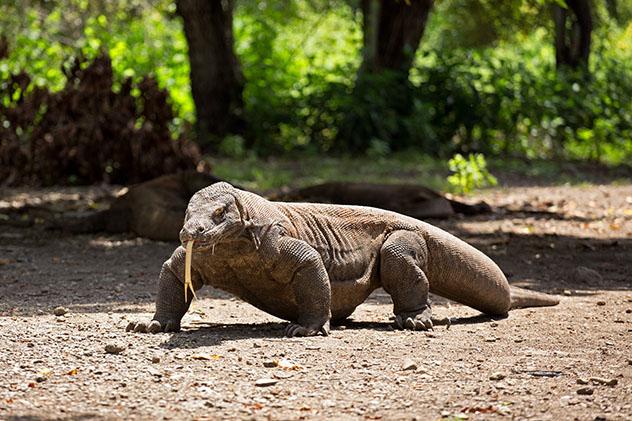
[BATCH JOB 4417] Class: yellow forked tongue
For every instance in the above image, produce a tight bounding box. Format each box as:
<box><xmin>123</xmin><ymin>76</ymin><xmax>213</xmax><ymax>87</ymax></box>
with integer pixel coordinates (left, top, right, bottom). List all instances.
<box><xmin>184</xmin><ymin>240</ymin><xmax>197</xmax><ymax>302</ymax></box>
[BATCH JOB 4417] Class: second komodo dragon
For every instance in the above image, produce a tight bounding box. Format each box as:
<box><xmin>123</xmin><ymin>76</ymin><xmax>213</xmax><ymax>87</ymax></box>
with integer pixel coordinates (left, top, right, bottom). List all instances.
<box><xmin>128</xmin><ymin>182</ymin><xmax>559</xmax><ymax>336</ymax></box>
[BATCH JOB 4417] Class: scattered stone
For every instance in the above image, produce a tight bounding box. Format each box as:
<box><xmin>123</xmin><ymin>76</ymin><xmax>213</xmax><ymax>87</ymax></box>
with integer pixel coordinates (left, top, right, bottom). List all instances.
<box><xmin>484</xmin><ymin>337</ymin><xmax>498</xmax><ymax>342</ymax></box>
<box><xmin>151</xmin><ymin>356</ymin><xmax>161</xmax><ymax>364</ymax></box>
<box><xmin>563</xmin><ymin>290</ymin><xmax>573</xmax><ymax>296</ymax></box>
<box><xmin>255</xmin><ymin>378</ymin><xmax>278</xmax><ymax>387</ymax></box>
<box><xmin>53</xmin><ymin>306</ymin><xmax>67</xmax><ymax>316</ymax></box>
<box><xmin>147</xmin><ymin>367</ymin><xmax>162</xmax><ymax>377</ymax></box>
<box><xmin>577</xmin><ymin>378</ymin><xmax>590</xmax><ymax>385</ymax></box>
<box><xmin>402</xmin><ymin>359</ymin><xmax>417</xmax><ymax>371</ymax></box>
<box><xmin>490</xmin><ymin>322</ymin><xmax>499</xmax><ymax>327</ymax></box>
<box><xmin>105</xmin><ymin>343</ymin><xmax>126</xmax><ymax>354</ymax></box>
<box><xmin>527</xmin><ymin>371</ymin><xmax>561</xmax><ymax>377</ymax></box>
<box><xmin>35</xmin><ymin>375</ymin><xmax>47</xmax><ymax>383</ymax></box>
<box><xmin>305</xmin><ymin>345</ymin><xmax>321</xmax><ymax>351</ymax></box>
<box><xmin>577</xmin><ymin>387</ymin><xmax>594</xmax><ymax>395</ymax></box>
<box><xmin>263</xmin><ymin>360</ymin><xmax>278</xmax><ymax>368</ymax></box>
<box><xmin>596</xmin><ymin>301</ymin><xmax>606</xmax><ymax>306</ymax></box>
<box><xmin>590</xmin><ymin>377</ymin><xmax>617</xmax><ymax>387</ymax></box>
<box><xmin>277</xmin><ymin>358</ymin><xmax>302</xmax><ymax>370</ymax></box>
<box><xmin>489</xmin><ymin>372</ymin><xmax>506</xmax><ymax>381</ymax></box>
<box><xmin>273</xmin><ymin>372</ymin><xmax>294</xmax><ymax>380</ymax></box>
<box><xmin>570</xmin><ymin>266</ymin><xmax>602</xmax><ymax>285</ymax></box>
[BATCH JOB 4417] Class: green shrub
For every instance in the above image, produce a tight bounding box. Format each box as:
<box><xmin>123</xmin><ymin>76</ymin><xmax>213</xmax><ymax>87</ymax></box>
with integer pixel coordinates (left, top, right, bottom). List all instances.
<box><xmin>447</xmin><ymin>153</ymin><xmax>498</xmax><ymax>194</ymax></box>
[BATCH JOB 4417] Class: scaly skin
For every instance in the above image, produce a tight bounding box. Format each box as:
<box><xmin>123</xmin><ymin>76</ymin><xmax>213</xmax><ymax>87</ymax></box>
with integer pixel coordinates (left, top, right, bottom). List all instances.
<box><xmin>128</xmin><ymin>182</ymin><xmax>558</xmax><ymax>337</ymax></box>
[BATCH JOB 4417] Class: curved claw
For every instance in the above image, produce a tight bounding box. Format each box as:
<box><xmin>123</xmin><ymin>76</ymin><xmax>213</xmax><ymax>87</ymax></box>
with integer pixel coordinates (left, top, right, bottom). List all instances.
<box><xmin>147</xmin><ymin>320</ymin><xmax>163</xmax><ymax>334</ymax></box>
<box><xmin>125</xmin><ymin>319</ymin><xmax>180</xmax><ymax>334</ymax></box>
<box><xmin>284</xmin><ymin>321</ymin><xmax>328</xmax><ymax>337</ymax></box>
<box><xmin>395</xmin><ymin>309</ymin><xmax>434</xmax><ymax>331</ymax></box>
<box><xmin>133</xmin><ymin>322</ymin><xmax>147</xmax><ymax>333</ymax></box>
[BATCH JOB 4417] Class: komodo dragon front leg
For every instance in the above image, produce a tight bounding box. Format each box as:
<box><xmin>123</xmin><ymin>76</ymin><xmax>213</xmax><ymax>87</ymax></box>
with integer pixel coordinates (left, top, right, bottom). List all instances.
<box><xmin>259</xmin><ymin>229</ymin><xmax>332</xmax><ymax>337</ymax></box>
<box><xmin>380</xmin><ymin>230</ymin><xmax>434</xmax><ymax>331</ymax></box>
<box><xmin>127</xmin><ymin>247</ymin><xmax>197</xmax><ymax>333</ymax></box>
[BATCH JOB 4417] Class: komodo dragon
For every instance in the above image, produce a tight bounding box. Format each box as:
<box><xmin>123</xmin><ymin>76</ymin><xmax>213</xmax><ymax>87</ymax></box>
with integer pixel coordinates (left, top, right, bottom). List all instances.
<box><xmin>127</xmin><ymin>182</ymin><xmax>559</xmax><ymax>336</ymax></box>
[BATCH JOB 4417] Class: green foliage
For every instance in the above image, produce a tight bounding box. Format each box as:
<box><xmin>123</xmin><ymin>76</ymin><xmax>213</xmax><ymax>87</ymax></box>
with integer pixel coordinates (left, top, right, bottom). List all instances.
<box><xmin>1</xmin><ymin>0</ymin><xmax>632</xmax><ymax>165</ymax></box>
<box><xmin>412</xmin><ymin>26</ymin><xmax>632</xmax><ymax>163</ymax></box>
<box><xmin>447</xmin><ymin>153</ymin><xmax>498</xmax><ymax>194</ymax></box>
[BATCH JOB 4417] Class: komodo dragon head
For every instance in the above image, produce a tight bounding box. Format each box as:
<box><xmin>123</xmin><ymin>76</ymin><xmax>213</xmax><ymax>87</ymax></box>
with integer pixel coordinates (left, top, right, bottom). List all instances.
<box><xmin>179</xmin><ymin>182</ymin><xmax>247</xmax><ymax>250</ymax></box>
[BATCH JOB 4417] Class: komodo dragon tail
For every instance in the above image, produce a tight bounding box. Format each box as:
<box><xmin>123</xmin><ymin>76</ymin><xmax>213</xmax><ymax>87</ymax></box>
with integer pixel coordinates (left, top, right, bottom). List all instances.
<box><xmin>509</xmin><ymin>286</ymin><xmax>560</xmax><ymax>310</ymax></box>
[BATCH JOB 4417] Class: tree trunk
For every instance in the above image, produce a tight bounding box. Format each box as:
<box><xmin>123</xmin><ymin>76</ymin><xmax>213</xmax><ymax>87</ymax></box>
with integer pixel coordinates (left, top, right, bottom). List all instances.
<box><xmin>553</xmin><ymin>0</ymin><xmax>593</xmax><ymax>70</ymax></box>
<box><xmin>176</xmin><ymin>0</ymin><xmax>244</xmax><ymax>151</ymax></box>
<box><xmin>359</xmin><ymin>0</ymin><xmax>434</xmax><ymax>76</ymax></box>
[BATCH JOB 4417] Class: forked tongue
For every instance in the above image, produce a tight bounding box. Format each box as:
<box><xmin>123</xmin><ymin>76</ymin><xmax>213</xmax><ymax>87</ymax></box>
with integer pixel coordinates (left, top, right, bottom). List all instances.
<box><xmin>184</xmin><ymin>240</ymin><xmax>198</xmax><ymax>302</ymax></box>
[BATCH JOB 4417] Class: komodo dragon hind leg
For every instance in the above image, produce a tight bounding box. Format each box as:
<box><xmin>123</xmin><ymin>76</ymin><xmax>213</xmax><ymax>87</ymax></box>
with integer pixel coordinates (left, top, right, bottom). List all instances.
<box><xmin>380</xmin><ymin>231</ymin><xmax>434</xmax><ymax>331</ymax></box>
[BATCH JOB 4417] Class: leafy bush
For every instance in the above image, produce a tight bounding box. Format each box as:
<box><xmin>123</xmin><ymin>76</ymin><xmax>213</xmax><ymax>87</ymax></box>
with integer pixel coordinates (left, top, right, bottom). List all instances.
<box><xmin>447</xmin><ymin>153</ymin><xmax>498</xmax><ymax>194</ymax></box>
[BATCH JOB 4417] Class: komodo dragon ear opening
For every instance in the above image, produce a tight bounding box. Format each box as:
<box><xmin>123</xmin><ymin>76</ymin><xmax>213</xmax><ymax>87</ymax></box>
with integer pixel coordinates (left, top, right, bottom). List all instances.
<box><xmin>230</xmin><ymin>192</ymin><xmax>278</xmax><ymax>250</ymax></box>
<box><xmin>230</xmin><ymin>193</ymin><xmax>260</xmax><ymax>249</ymax></box>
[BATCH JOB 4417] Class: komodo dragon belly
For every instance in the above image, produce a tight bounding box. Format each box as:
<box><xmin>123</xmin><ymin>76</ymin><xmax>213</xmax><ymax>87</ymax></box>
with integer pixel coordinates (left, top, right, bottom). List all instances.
<box><xmin>197</xmin><ymin>245</ymin><xmax>380</xmax><ymax>323</ymax></box>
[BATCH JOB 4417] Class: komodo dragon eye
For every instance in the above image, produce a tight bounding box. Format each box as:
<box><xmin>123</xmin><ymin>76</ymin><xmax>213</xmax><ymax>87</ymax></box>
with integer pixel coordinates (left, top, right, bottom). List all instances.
<box><xmin>213</xmin><ymin>207</ymin><xmax>226</xmax><ymax>220</ymax></box>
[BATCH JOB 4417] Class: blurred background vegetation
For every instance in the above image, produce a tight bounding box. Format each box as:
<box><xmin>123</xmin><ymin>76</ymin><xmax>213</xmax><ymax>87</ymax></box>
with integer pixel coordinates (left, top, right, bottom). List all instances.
<box><xmin>0</xmin><ymin>0</ymin><xmax>631</xmax><ymax>187</ymax></box>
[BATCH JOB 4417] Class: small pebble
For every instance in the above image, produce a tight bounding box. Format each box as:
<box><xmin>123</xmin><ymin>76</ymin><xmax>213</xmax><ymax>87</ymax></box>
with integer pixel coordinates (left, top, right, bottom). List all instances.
<box><xmin>577</xmin><ymin>378</ymin><xmax>590</xmax><ymax>385</ymax></box>
<box><xmin>53</xmin><ymin>306</ymin><xmax>67</xmax><ymax>316</ymax></box>
<box><xmin>489</xmin><ymin>372</ymin><xmax>506</xmax><ymax>381</ymax></box>
<box><xmin>105</xmin><ymin>343</ymin><xmax>126</xmax><ymax>354</ymax></box>
<box><xmin>490</xmin><ymin>322</ymin><xmax>499</xmax><ymax>327</ymax></box>
<box><xmin>151</xmin><ymin>356</ymin><xmax>161</xmax><ymax>364</ymax></box>
<box><xmin>35</xmin><ymin>375</ymin><xmax>47</xmax><ymax>383</ymax></box>
<box><xmin>255</xmin><ymin>378</ymin><xmax>278</xmax><ymax>387</ymax></box>
<box><xmin>484</xmin><ymin>337</ymin><xmax>498</xmax><ymax>342</ymax></box>
<box><xmin>577</xmin><ymin>387</ymin><xmax>594</xmax><ymax>395</ymax></box>
<box><xmin>402</xmin><ymin>359</ymin><xmax>417</xmax><ymax>371</ymax></box>
<box><xmin>263</xmin><ymin>360</ymin><xmax>278</xmax><ymax>368</ymax></box>
<box><xmin>596</xmin><ymin>301</ymin><xmax>606</xmax><ymax>306</ymax></box>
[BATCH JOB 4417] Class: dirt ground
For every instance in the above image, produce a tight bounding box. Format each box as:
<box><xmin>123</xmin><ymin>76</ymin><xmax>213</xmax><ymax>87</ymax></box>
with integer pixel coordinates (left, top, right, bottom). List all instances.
<box><xmin>1</xmin><ymin>182</ymin><xmax>631</xmax><ymax>420</ymax></box>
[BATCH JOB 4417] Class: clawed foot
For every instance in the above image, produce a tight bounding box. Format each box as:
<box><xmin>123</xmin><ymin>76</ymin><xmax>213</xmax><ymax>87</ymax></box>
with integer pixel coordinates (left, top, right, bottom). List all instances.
<box><xmin>126</xmin><ymin>319</ymin><xmax>181</xmax><ymax>334</ymax></box>
<box><xmin>394</xmin><ymin>307</ymin><xmax>434</xmax><ymax>331</ymax></box>
<box><xmin>284</xmin><ymin>320</ymin><xmax>330</xmax><ymax>337</ymax></box>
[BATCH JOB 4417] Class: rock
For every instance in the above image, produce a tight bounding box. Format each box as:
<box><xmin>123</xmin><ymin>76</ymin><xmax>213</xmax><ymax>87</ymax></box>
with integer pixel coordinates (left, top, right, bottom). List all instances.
<box><xmin>570</xmin><ymin>266</ymin><xmax>602</xmax><ymax>285</ymax></box>
<box><xmin>576</xmin><ymin>387</ymin><xmax>594</xmax><ymax>395</ymax></box>
<box><xmin>402</xmin><ymin>359</ymin><xmax>417</xmax><ymax>371</ymax></box>
<box><xmin>490</xmin><ymin>322</ymin><xmax>499</xmax><ymax>327</ymax></box>
<box><xmin>151</xmin><ymin>356</ymin><xmax>161</xmax><ymax>364</ymax></box>
<box><xmin>53</xmin><ymin>306</ymin><xmax>67</xmax><ymax>316</ymax></box>
<box><xmin>263</xmin><ymin>360</ymin><xmax>278</xmax><ymax>368</ymax></box>
<box><xmin>255</xmin><ymin>378</ymin><xmax>278</xmax><ymax>387</ymax></box>
<box><xmin>484</xmin><ymin>337</ymin><xmax>498</xmax><ymax>342</ymax></box>
<box><xmin>577</xmin><ymin>378</ymin><xmax>590</xmax><ymax>385</ymax></box>
<box><xmin>35</xmin><ymin>375</ymin><xmax>47</xmax><ymax>383</ymax></box>
<box><xmin>596</xmin><ymin>301</ymin><xmax>606</xmax><ymax>306</ymax></box>
<box><xmin>277</xmin><ymin>358</ymin><xmax>302</xmax><ymax>370</ymax></box>
<box><xmin>590</xmin><ymin>377</ymin><xmax>617</xmax><ymax>387</ymax></box>
<box><xmin>105</xmin><ymin>343</ymin><xmax>126</xmax><ymax>354</ymax></box>
<box><xmin>489</xmin><ymin>372</ymin><xmax>506</xmax><ymax>381</ymax></box>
